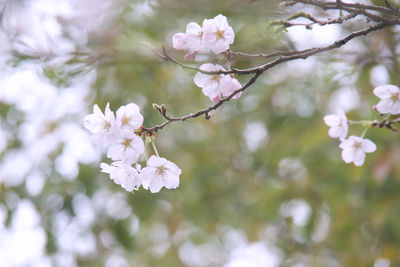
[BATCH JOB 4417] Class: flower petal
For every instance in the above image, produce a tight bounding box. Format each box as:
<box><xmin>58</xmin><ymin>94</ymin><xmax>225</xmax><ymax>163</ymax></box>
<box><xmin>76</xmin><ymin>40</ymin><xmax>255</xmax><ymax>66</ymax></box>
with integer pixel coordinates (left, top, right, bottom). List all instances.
<box><xmin>149</xmin><ymin>178</ymin><xmax>163</xmax><ymax>193</ymax></box>
<box><xmin>186</xmin><ymin>22</ymin><xmax>202</xmax><ymax>34</ymax></box>
<box><xmin>341</xmin><ymin>148</ymin><xmax>353</xmax><ymax>164</ymax></box>
<box><xmin>352</xmin><ymin>150</ymin><xmax>366</xmax><ymax>166</ymax></box>
<box><xmin>361</xmin><ymin>139</ymin><xmax>377</xmax><ymax>153</ymax></box>
<box><xmin>164</xmin><ymin>173</ymin><xmax>179</xmax><ymax>189</ymax></box>
<box><xmin>323</xmin><ymin>114</ymin><xmax>340</xmax><ymax>127</ymax></box>
<box><xmin>172</xmin><ymin>33</ymin><xmax>187</xmax><ymax>50</ymax></box>
<box><xmin>374</xmin><ymin>85</ymin><xmax>399</xmax><ymax>99</ymax></box>
<box><xmin>376</xmin><ymin>98</ymin><xmax>397</xmax><ymax>114</ymax></box>
<box><xmin>194</xmin><ymin>72</ymin><xmax>209</xmax><ymax>87</ymax></box>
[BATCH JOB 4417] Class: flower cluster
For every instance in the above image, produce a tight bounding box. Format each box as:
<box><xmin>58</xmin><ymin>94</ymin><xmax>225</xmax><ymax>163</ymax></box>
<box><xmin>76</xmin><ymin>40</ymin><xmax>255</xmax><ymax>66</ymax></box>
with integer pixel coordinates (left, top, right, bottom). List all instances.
<box><xmin>323</xmin><ymin>84</ymin><xmax>400</xmax><ymax>166</ymax></box>
<box><xmin>84</xmin><ymin>103</ymin><xmax>181</xmax><ymax>193</ymax></box>
<box><xmin>173</xmin><ymin>14</ymin><xmax>242</xmax><ymax>103</ymax></box>
<box><xmin>324</xmin><ymin>109</ymin><xmax>376</xmax><ymax>166</ymax></box>
<box><xmin>172</xmin><ymin>14</ymin><xmax>235</xmax><ymax>59</ymax></box>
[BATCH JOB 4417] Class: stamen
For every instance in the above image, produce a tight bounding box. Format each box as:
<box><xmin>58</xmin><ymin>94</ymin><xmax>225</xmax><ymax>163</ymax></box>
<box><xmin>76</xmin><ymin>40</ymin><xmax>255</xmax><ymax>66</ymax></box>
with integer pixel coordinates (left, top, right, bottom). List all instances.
<box><xmin>156</xmin><ymin>166</ymin><xmax>167</xmax><ymax>176</ymax></box>
<box><xmin>211</xmin><ymin>75</ymin><xmax>219</xmax><ymax>81</ymax></box>
<box><xmin>353</xmin><ymin>141</ymin><xmax>362</xmax><ymax>149</ymax></box>
<box><xmin>216</xmin><ymin>30</ymin><xmax>224</xmax><ymax>39</ymax></box>
<box><xmin>104</xmin><ymin>121</ymin><xmax>111</xmax><ymax>130</ymax></box>
<box><xmin>122</xmin><ymin>138</ymin><xmax>131</xmax><ymax>149</ymax></box>
<box><xmin>122</xmin><ymin>115</ymin><xmax>130</xmax><ymax>125</ymax></box>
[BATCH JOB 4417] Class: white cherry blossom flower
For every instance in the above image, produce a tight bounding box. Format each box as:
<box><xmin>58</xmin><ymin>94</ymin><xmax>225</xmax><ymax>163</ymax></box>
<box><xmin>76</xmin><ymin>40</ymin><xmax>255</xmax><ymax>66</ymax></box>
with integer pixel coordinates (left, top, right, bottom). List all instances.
<box><xmin>84</xmin><ymin>103</ymin><xmax>117</xmax><ymax>145</ymax></box>
<box><xmin>194</xmin><ymin>63</ymin><xmax>241</xmax><ymax>102</ymax></box>
<box><xmin>323</xmin><ymin>109</ymin><xmax>348</xmax><ymax>140</ymax></box>
<box><xmin>373</xmin><ymin>84</ymin><xmax>400</xmax><ymax>114</ymax></box>
<box><xmin>194</xmin><ymin>63</ymin><xmax>226</xmax><ymax>102</ymax></box>
<box><xmin>184</xmin><ymin>22</ymin><xmax>203</xmax><ymax>53</ymax></box>
<box><xmin>115</xmin><ymin>103</ymin><xmax>143</xmax><ymax>131</ymax></box>
<box><xmin>140</xmin><ymin>155</ymin><xmax>181</xmax><ymax>193</ymax></box>
<box><xmin>107</xmin><ymin>130</ymin><xmax>144</xmax><ymax>164</ymax></box>
<box><xmin>339</xmin><ymin>136</ymin><xmax>376</xmax><ymax>166</ymax></box>
<box><xmin>202</xmin><ymin>14</ymin><xmax>234</xmax><ymax>54</ymax></box>
<box><xmin>100</xmin><ymin>161</ymin><xmax>141</xmax><ymax>191</ymax></box>
<box><xmin>172</xmin><ymin>22</ymin><xmax>203</xmax><ymax>59</ymax></box>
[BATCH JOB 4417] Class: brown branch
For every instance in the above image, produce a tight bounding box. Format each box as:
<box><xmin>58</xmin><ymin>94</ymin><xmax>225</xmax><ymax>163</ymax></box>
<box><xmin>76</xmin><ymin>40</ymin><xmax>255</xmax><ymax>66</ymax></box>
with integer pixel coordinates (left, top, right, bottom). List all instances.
<box><xmin>291</xmin><ymin>0</ymin><xmax>399</xmax><ymax>16</ymax></box>
<box><xmin>226</xmin><ymin>48</ymin><xmax>317</xmax><ymax>59</ymax></box>
<box><xmin>277</xmin><ymin>12</ymin><xmax>358</xmax><ymax>29</ymax></box>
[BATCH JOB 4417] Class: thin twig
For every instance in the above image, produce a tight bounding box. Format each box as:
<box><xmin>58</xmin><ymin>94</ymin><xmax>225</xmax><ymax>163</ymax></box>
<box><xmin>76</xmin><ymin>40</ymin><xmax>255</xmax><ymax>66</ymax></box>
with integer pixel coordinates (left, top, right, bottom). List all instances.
<box><xmin>277</xmin><ymin>12</ymin><xmax>358</xmax><ymax>28</ymax></box>
<box><xmin>226</xmin><ymin>48</ymin><xmax>317</xmax><ymax>59</ymax></box>
<box><xmin>141</xmin><ymin>72</ymin><xmax>261</xmax><ymax>133</ymax></box>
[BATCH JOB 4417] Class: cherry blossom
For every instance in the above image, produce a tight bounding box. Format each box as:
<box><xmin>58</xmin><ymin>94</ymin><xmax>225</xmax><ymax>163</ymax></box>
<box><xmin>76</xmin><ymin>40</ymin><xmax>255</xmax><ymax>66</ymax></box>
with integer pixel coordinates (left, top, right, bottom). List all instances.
<box><xmin>202</xmin><ymin>14</ymin><xmax>235</xmax><ymax>54</ymax></box>
<box><xmin>106</xmin><ymin>130</ymin><xmax>145</xmax><ymax>164</ymax></box>
<box><xmin>373</xmin><ymin>84</ymin><xmax>400</xmax><ymax>114</ymax></box>
<box><xmin>172</xmin><ymin>22</ymin><xmax>203</xmax><ymax>59</ymax></box>
<box><xmin>194</xmin><ymin>63</ymin><xmax>241</xmax><ymax>102</ymax></box>
<box><xmin>84</xmin><ymin>103</ymin><xmax>117</xmax><ymax>145</ymax></box>
<box><xmin>323</xmin><ymin>109</ymin><xmax>348</xmax><ymax>140</ymax></box>
<box><xmin>115</xmin><ymin>103</ymin><xmax>144</xmax><ymax>131</ymax></box>
<box><xmin>100</xmin><ymin>162</ymin><xmax>141</xmax><ymax>192</ymax></box>
<box><xmin>140</xmin><ymin>155</ymin><xmax>181</xmax><ymax>193</ymax></box>
<box><xmin>183</xmin><ymin>22</ymin><xmax>203</xmax><ymax>53</ymax></box>
<box><xmin>339</xmin><ymin>136</ymin><xmax>376</xmax><ymax>166</ymax></box>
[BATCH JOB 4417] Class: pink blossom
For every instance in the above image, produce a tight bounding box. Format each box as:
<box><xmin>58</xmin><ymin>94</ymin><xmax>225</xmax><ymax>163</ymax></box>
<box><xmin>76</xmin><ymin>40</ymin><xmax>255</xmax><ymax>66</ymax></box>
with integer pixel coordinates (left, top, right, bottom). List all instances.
<box><xmin>323</xmin><ymin>109</ymin><xmax>348</xmax><ymax>140</ymax></box>
<box><xmin>140</xmin><ymin>156</ymin><xmax>181</xmax><ymax>193</ymax></box>
<box><xmin>101</xmin><ymin>162</ymin><xmax>141</xmax><ymax>192</ymax></box>
<box><xmin>202</xmin><ymin>14</ymin><xmax>235</xmax><ymax>54</ymax></box>
<box><xmin>373</xmin><ymin>84</ymin><xmax>400</xmax><ymax>114</ymax></box>
<box><xmin>339</xmin><ymin>136</ymin><xmax>376</xmax><ymax>166</ymax></box>
<box><xmin>194</xmin><ymin>63</ymin><xmax>241</xmax><ymax>102</ymax></box>
<box><xmin>84</xmin><ymin>103</ymin><xmax>117</xmax><ymax>145</ymax></box>
<box><xmin>115</xmin><ymin>103</ymin><xmax>143</xmax><ymax>131</ymax></box>
<box><xmin>172</xmin><ymin>22</ymin><xmax>203</xmax><ymax>55</ymax></box>
<box><xmin>107</xmin><ymin>130</ymin><xmax>144</xmax><ymax>164</ymax></box>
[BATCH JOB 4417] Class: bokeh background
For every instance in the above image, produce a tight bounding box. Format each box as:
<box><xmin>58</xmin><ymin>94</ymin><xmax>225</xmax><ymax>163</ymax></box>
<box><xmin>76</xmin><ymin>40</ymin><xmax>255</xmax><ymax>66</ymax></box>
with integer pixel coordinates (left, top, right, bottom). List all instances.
<box><xmin>0</xmin><ymin>0</ymin><xmax>400</xmax><ymax>266</ymax></box>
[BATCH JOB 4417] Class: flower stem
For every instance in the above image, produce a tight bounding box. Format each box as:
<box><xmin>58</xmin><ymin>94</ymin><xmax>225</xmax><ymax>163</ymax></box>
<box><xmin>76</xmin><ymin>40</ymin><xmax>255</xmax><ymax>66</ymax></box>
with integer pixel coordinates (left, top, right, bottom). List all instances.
<box><xmin>151</xmin><ymin>141</ymin><xmax>160</xmax><ymax>157</ymax></box>
<box><xmin>348</xmin><ymin>120</ymin><xmax>373</xmax><ymax>127</ymax></box>
<box><xmin>361</xmin><ymin>127</ymin><xmax>369</xmax><ymax>138</ymax></box>
<box><xmin>144</xmin><ymin>144</ymin><xmax>149</xmax><ymax>161</ymax></box>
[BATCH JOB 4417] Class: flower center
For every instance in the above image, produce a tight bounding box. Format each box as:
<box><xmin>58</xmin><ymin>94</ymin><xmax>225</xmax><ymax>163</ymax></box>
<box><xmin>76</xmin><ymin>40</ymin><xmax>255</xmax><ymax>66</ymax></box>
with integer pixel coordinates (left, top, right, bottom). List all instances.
<box><xmin>353</xmin><ymin>141</ymin><xmax>362</xmax><ymax>149</ymax></box>
<box><xmin>391</xmin><ymin>93</ymin><xmax>398</xmax><ymax>102</ymax></box>
<box><xmin>122</xmin><ymin>138</ymin><xmax>131</xmax><ymax>149</ymax></box>
<box><xmin>216</xmin><ymin>30</ymin><xmax>224</xmax><ymax>39</ymax></box>
<box><xmin>211</xmin><ymin>75</ymin><xmax>219</xmax><ymax>81</ymax></box>
<box><xmin>156</xmin><ymin>166</ymin><xmax>167</xmax><ymax>177</ymax></box>
<box><xmin>103</xmin><ymin>121</ymin><xmax>111</xmax><ymax>130</ymax></box>
<box><xmin>122</xmin><ymin>115</ymin><xmax>130</xmax><ymax>125</ymax></box>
